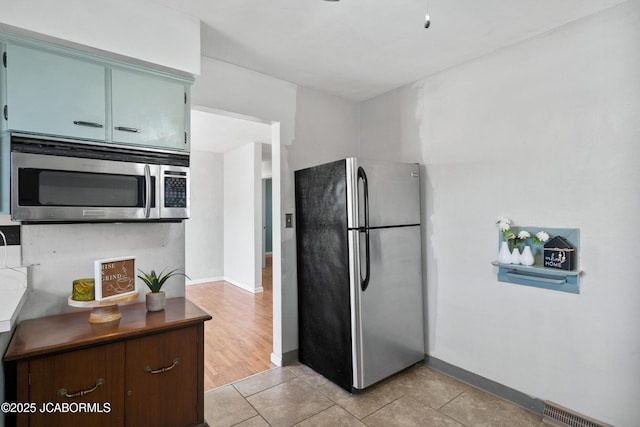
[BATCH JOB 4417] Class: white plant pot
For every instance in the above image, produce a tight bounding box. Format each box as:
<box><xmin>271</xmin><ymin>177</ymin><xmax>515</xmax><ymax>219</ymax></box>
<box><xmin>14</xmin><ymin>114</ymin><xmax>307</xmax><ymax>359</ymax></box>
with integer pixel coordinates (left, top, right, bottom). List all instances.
<box><xmin>146</xmin><ymin>291</ymin><xmax>166</xmax><ymax>312</ymax></box>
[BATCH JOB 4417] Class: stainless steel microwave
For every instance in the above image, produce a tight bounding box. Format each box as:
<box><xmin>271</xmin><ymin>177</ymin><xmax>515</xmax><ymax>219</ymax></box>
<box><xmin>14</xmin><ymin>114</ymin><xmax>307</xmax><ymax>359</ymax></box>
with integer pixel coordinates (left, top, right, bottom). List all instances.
<box><xmin>10</xmin><ymin>136</ymin><xmax>189</xmax><ymax>223</ymax></box>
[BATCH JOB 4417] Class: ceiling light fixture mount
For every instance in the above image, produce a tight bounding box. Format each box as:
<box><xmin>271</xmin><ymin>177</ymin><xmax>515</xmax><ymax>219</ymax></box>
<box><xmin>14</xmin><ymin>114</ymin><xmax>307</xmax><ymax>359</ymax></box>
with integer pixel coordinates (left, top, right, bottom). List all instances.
<box><xmin>424</xmin><ymin>1</ymin><xmax>431</xmax><ymax>28</ymax></box>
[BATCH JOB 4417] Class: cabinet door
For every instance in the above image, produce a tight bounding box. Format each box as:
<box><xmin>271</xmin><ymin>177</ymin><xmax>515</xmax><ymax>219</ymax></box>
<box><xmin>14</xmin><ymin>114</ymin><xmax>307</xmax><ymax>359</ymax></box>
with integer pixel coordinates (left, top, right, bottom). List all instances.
<box><xmin>125</xmin><ymin>327</ymin><xmax>199</xmax><ymax>426</ymax></box>
<box><xmin>28</xmin><ymin>343</ymin><xmax>125</xmax><ymax>427</ymax></box>
<box><xmin>112</xmin><ymin>68</ymin><xmax>188</xmax><ymax>151</ymax></box>
<box><xmin>6</xmin><ymin>44</ymin><xmax>107</xmax><ymax>141</ymax></box>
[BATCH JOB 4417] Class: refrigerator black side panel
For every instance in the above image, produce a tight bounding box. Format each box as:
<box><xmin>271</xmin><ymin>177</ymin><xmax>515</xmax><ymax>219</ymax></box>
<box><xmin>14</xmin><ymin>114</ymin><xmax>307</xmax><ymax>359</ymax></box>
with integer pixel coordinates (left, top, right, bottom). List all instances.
<box><xmin>295</xmin><ymin>159</ymin><xmax>352</xmax><ymax>391</ymax></box>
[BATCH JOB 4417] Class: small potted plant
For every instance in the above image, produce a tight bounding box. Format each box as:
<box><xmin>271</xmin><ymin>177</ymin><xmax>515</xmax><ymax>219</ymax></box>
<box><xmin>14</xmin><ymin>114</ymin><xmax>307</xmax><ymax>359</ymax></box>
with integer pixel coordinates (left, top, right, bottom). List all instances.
<box><xmin>138</xmin><ymin>268</ymin><xmax>189</xmax><ymax>312</ymax></box>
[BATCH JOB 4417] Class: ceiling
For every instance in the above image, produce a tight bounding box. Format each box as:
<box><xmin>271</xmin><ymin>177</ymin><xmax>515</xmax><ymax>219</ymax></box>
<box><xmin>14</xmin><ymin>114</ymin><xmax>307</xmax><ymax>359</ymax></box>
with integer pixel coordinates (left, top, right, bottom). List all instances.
<box><xmin>151</xmin><ymin>0</ymin><xmax>626</xmax><ymax>154</ymax></box>
<box><xmin>148</xmin><ymin>0</ymin><xmax>626</xmax><ymax>102</ymax></box>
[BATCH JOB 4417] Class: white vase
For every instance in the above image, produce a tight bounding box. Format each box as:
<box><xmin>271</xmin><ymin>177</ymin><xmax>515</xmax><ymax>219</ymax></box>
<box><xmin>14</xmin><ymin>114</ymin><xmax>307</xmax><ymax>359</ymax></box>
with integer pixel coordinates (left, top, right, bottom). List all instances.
<box><xmin>520</xmin><ymin>245</ymin><xmax>534</xmax><ymax>266</ymax></box>
<box><xmin>510</xmin><ymin>247</ymin><xmax>521</xmax><ymax>264</ymax></box>
<box><xmin>498</xmin><ymin>241</ymin><xmax>511</xmax><ymax>264</ymax></box>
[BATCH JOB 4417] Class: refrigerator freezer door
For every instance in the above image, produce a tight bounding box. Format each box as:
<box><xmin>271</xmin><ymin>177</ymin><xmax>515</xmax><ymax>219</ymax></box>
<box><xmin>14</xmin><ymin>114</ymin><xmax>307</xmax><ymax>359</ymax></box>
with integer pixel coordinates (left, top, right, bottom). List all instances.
<box><xmin>347</xmin><ymin>159</ymin><xmax>421</xmax><ymax>229</ymax></box>
<box><xmin>350</xmin><ymin>225</ymin><xmax>425</xmax><ymax>389</ymax></box>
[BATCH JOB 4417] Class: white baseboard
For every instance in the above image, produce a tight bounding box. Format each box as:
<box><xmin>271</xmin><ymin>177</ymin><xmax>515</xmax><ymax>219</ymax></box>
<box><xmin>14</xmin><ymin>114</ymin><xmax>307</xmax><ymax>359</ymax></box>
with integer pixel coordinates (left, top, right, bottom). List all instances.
<box><xmin>185</xmin><ymin>276</ymin><xmax>263</xmax><ymax>293</ymax></box>
<box><xmin>186</xmin><ymin>276</ymin><xmax>224</xmax><ymax>286</ymax></box>
<box><xmin>270</xmin><ymin>352</ymin><xmax>282</xmax><ymax>367</ymax></box>
<box><xmin>269</xmin><ymin>351</ymin><xmax>298</xmax><ymax>368</ymax></box>
<box><xmin>224</xmin><ymin>277</ymin><xmax>264</xmax><ymax>294</ymax></box>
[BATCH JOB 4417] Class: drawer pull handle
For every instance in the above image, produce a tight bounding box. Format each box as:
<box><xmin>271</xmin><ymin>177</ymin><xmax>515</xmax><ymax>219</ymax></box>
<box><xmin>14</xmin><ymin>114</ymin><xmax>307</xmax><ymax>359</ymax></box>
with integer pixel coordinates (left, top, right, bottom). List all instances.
<box><xmin>115</xmin><ymin>126</ymin><xmax>141</xmax><ymax>133</ymax></box>
<box><xmin>57</xmin><ymin>378</ymin><xmax>105</xmax><ymax>398</ymax></box>
<box><xmin>144</xmin><ymin>358</ymin><xmax>181</xmax><ymax>374</ymax></box>
<box><xmin>73</xmin><ymin>120</ymin><xmax>104</xmax><ymax>128</ymax></box>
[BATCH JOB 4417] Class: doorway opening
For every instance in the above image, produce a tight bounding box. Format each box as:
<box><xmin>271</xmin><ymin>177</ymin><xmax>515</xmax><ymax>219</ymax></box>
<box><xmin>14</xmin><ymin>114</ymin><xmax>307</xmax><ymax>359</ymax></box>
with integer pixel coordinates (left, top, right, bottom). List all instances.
<box><xmin>184</xmin><ymin>106</ymin><xmax>281</xmax><ymax>390</ymax></box>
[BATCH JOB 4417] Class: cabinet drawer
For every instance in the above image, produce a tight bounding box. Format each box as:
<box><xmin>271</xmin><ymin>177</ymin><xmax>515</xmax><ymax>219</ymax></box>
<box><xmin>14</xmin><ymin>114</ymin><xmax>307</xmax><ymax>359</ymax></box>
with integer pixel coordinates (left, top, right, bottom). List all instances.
<box><xmin>27</xmin><ymin>343</ymin><xmax>125</xmax><ymax>427</ymax></box>
<box><xmin>125</xmin><ymin>326</ymin><xmax>199</xmax><ymax>427</ymax></box>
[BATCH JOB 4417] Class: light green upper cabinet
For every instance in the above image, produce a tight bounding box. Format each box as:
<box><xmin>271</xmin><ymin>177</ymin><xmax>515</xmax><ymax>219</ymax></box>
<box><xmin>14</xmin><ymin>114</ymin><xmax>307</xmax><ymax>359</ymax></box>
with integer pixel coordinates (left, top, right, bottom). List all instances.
<box><xmin>112</xmin><ymin>68</ymin><xmax>189</xmax><ymax>151</ymax></box>
<box><xmin>1</xmin><ymin>39</ymin><xmax>192</xmax><ymax>152</ymax></box>
<box><xmin>5</xmin><ymin>44</ymin><xmax>107</xmax><ymax>141</ymax></box>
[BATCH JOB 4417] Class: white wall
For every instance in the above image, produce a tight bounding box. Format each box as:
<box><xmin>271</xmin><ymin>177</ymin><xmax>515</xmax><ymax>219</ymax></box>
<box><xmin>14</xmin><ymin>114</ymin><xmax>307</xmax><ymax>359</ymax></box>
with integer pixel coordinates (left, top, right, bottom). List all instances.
<box><xmin>192</xmin><ymin>58</ymin><xmax>297</xmax><ymax>145</ymax></box>
<box><xmin>262</xmin><ymin>150</ymin><xmax>273</xmax><ymax>179</ymax></box>
<box><xmin>19</xmin><ymin>223</ymin><xmax>186</xmax><ymax>320</ymax></box>
<box><xmin>290</xmin><ymin>86</ymin><xmax>360</xmax><ymax>169</ymax></box>
<box><xmin>0</xmin><ymin>0</ymin><xmax>200</xmax><ymax>75</ymax></box>
<box><xmin>359</xmin><ymin>2</ymin><xmax>640</xmax><ymax>426</ymax></box>
<box><xmin>223</xmin><ymin>142</ymin><xmax>263</xmax><ymax>293</ymax></box>
<box><xmin>359</xmin><ymin>84</ymin><xmax>423</xmax><ymax>163</ymax></box>
<box><xmin>185</xmin><ymin>150</ymin><xmax>224</xmax><ymax>283</ymax></box>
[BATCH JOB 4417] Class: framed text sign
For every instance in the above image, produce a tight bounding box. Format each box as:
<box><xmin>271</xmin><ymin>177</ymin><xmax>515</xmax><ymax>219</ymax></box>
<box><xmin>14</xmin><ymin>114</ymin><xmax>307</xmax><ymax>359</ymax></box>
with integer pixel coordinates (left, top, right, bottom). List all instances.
<box><xmin>94</xmin><ymin>256</ymin><xmax>137</xmax><ymax>300</ymax></box>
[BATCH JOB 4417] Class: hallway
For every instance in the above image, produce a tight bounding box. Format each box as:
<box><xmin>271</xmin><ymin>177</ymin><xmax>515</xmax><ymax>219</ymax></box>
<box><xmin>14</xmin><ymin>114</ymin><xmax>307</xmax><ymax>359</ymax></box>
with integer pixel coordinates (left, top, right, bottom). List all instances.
<box><xmin>186</xmin><ymin>255</ymin><xmax>273</xmax><ymax>390</ymax></box>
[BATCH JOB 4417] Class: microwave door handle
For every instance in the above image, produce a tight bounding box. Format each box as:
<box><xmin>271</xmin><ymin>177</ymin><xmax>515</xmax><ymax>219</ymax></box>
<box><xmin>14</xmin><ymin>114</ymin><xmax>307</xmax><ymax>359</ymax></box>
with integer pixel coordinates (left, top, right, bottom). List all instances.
<box><xmin>144</xmin><ymin>164</ymin><xmax>151</xmax><ymax>219</ymax></box>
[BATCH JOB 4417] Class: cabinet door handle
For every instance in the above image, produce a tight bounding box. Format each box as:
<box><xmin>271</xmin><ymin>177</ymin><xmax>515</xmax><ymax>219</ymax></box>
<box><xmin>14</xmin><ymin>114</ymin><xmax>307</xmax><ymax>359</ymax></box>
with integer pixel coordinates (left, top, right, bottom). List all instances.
<box><xmin>57</xmin><ymin>378</ymin><xmax>105</xmax><ymax>398</ymax></box>
<box><xmin>73</xmin><ymin>120</ymin><xmax>103</xmax><ymax>128</ymax></box>
<box><xmin>144</xmin><ymin>358</ymin><xmax>181</xmax><ymax>374</ymax></box>
<box><xmin>115</xmin><ymin>126</ymin><xmax>141</xmax><ymax>133</ymax></box>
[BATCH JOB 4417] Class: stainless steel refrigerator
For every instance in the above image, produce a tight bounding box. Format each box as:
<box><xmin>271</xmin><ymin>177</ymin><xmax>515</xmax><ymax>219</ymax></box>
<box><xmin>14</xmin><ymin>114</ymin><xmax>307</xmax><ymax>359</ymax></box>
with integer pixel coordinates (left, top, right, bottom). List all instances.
<box><xmin>295</xmin><ymin>158</ymin><xmax>425</xmax><ymax>391</ymax></box>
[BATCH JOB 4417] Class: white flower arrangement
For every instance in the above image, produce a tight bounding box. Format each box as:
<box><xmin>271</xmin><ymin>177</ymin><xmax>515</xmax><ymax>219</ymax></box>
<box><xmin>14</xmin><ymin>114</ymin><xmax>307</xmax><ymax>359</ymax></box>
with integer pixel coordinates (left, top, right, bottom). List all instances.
<box><xmin>517</xmin><ymin>228</ymin><xmax>550</xmax><ymax>247</ymax></box>
<box><xmin>497</xmin><ymin>216</ymin><xmax>550</xmax><ymax>248</ymax></box>
<box><xmin>496</xmin><ymin>216</ymin><xmax>511</xmax><ymax>227</ymax></box>
<box><xmin>496</xmin><ymin>216</ymin><xmax>515</xmax><ymax>243</ymax></box>
<box><xmin>535</xmin><ymin>231</ymin><xmax>550</xmax><ymax>244</ymax></box>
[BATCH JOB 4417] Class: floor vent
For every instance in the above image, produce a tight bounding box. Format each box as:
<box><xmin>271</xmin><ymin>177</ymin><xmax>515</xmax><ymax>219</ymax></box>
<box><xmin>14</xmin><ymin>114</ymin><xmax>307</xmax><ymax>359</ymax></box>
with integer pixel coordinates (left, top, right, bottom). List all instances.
<box><xmin>543</xmin><ymin>402</ymin><xmax>611</xmax><ymax>427</ymax></box>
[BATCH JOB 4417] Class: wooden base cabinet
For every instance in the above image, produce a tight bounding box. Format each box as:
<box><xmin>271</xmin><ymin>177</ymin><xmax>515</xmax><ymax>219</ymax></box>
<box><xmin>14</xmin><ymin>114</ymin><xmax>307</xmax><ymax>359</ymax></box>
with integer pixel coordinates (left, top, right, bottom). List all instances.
<box><xmin>4</xmin><ymin>298</ymin><xmax>211</xmax><ymax>427</ymax></box>
<box><xmin>125</xmin><ymin>328</ymin><xmax>199</xmax><ymax>426</ymax></box>
<box><xmin>28</xmin><ymin>343</ymin><xmax>125</xmax><ymax>427</ymax></box>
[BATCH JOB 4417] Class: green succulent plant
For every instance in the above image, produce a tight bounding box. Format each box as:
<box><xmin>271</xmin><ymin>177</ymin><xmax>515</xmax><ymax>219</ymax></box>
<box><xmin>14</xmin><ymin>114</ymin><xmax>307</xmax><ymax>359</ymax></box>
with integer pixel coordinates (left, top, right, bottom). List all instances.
<box><xmin>137</xmin><ymin>268</ymin><xmax>189</xmax><ymax>293</ymax></box>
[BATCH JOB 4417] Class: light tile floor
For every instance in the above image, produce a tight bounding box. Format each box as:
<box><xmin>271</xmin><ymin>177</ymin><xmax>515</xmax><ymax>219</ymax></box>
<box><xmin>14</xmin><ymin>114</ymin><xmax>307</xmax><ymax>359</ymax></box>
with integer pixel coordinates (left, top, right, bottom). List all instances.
<box><xmin>204</xmin><ymin>362</ymin><xmax>544</xmax><ymax>427</ymax></box>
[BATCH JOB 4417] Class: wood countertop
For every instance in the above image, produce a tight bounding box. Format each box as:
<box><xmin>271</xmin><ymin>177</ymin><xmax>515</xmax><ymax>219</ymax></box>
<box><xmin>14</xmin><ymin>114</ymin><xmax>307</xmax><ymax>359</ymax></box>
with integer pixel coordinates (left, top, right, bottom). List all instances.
<box><xmin>4</xmin><ymin>297</ymin><xmax>212</xmax><ymax>361</ymax></box>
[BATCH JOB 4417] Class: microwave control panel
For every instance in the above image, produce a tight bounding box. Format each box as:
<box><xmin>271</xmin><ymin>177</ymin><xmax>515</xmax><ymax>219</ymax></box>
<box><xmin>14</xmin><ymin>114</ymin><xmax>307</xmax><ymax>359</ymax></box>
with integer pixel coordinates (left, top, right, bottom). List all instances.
<box><xmin>164</xmin><ymin>173</ymin><xmax>187</xmax><ymax>208</ymax></box>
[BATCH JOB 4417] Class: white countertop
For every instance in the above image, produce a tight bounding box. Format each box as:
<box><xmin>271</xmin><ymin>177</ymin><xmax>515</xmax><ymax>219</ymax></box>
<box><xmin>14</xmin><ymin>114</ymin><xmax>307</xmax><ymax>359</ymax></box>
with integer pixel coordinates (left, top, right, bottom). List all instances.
<box><xmin>0</xmin><ymin>220</ymin><xmax>28</xmax><ymax>332</ymax></box>
<box><xmin>0</xmin><ymin>267</ymin><xmax>28</xmax><ymax>332</ymax></box>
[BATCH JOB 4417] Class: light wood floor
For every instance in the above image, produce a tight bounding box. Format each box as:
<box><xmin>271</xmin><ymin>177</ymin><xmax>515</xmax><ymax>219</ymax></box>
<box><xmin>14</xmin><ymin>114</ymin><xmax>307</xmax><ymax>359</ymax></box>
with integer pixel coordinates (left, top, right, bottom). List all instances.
<box><xmin>186</xmin><ymin>256</ymin><xmax>273</xmax><ymax>391</ymax></box>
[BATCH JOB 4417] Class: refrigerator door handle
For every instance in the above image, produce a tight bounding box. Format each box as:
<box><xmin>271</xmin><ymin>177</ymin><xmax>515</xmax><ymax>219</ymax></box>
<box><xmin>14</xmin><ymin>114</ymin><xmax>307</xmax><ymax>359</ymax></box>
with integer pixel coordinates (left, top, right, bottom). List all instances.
<box><xmin>358</xmin><ymin>167</ymin><xmax>371</xmax><ymax>292</ymax></box>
